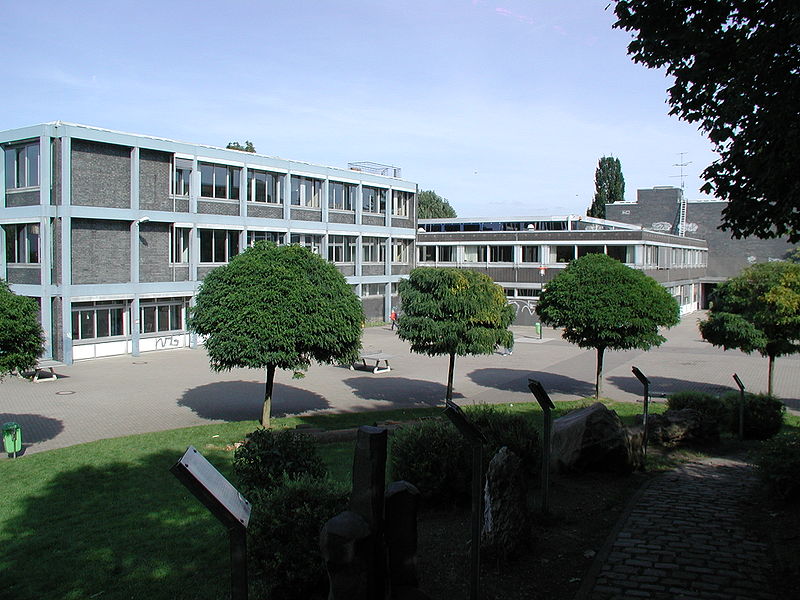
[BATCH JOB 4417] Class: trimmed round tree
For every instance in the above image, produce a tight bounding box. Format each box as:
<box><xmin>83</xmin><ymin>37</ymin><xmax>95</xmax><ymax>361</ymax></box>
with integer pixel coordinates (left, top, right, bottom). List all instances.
<box><xmin>536</xmin><ymin>253</ymin><xmax>680</xmax><ymax>398</ymax></box>
<box><xmin>397</xmin><ymin>267</ymin><xmax>515</xmax><ymax>402</ymax></box>
<box><xmin>0</xmin><ymin>279</ymin><xmax>45</xmax><ymax>380</ymax></box>
<box><xmin>188</xmin><ymin>242</ymin><xmax>364</xmax><ymax>427</ymax></box>
<box><xmin>699</xmin><ymin>261</ymin><xmax>800</xmax><ymax>396</ymax></box>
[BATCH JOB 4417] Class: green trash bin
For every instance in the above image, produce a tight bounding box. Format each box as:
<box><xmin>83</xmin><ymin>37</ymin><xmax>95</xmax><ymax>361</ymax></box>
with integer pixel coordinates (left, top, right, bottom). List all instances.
<box><xmin>534</xmin><ymin>322</ymin><xmax>542</xmax><ymax>338</ymax></box>
<box><xmin>3</xmin><ymin>422</ymin><xmax>22</xmax><ymax>457</ymax></box>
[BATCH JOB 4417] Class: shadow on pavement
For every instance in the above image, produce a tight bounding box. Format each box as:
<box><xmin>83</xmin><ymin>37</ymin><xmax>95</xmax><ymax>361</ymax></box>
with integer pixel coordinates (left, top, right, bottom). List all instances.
<box><xmin>0</xmin><ymin>413</ymin><xmax>64</xmax><ymax>454</ymax></box>
<box><xmin>606</xmin><ymin>374</ymin><xmax>734</xmax><ymax>398</ymax></box>
<box><xmin>467</xmin><ymin>368</ymin><xmax>595</xmax><ymax>398</ymax></box>
<box><xmin>343</xmin><ymin>376</ymin><xmax>460</xmax><ymax>406</ymax></box>
<box><xmin>178</xmin><ymin>381</ymin><xmax>329</xmax><ymax>421</ymax></box>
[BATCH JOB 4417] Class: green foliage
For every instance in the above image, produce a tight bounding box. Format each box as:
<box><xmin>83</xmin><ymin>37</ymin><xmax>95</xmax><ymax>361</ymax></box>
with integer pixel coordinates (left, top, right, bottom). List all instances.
<box><xmin>587</xmin><ymin>156</ymin><xmax>625</xmax><ymax>218</ymax></box>
<box><xmin>247</xmin><ymin>475</ymin><xmax>349</xmax><ymax>599</ymax></box>
<box><xmin>189</xmin><ymin>242</ymin><xmax>364</xmax><ymax>424</ymax></box>
<box><xmin>667</xmin><ymin>391</ymin><xmax>733</xmax><ymax>431</ymax></box>
<box><xmin>699</xmin><ymin>262</ymin><xmax>800</xmax><ymax>394</ymax></box>
<box><xmin>536</xmin><ymin>254</ymin><xmax>679</xmax><ymax>396</ymax></box>
<box><xmin>786</xmin><ymin>247</ymin><xmax>800</xmax><ymax>263</ymax></box>
<box><xmin>390</xmin><ymin>406</ymin><xmax>541</xmax><ymax>504</ymax></box>
<box><xmin>720</xmin><ymin>391</ymin><xmax>785</xmax><ymax>441</ymax></box>
<box><xmin>234</xmin><ymin>429</ymin><xmax>327</xmax><ymax>493</ymax></box>
<box><xmin>756</xmin><ymin>433</ymin><xmax>800</xmax><ymax>502</ymax></box>
<box><xmin>417</xmin><ymin>189</ymin><xmax>457</xmax><ymax>219</ymax></box>
<box><xmin>613</xmin><ymin>0</ymin><xmax>800</xmax><ymax>242</ymax></box>
<box><xmin>398</xmin><ymin>268</ymin><xmax>514</xmax><ymax>358</ymax></box>
<box><xmin>0</xmin><ymin>279</ymin><xmax>44</xmax><ymax>379</ymax></box>
<box><xmin>226</xmin><ymin>140</ymin><xmax>256</xmax><ymax>152</ymax></box>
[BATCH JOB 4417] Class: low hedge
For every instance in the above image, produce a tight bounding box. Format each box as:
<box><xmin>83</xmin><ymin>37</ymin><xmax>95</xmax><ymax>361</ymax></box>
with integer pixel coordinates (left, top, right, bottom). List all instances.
<box><xmin>755</xmin><ymin>433</ymin><xmax>800</xmax><ymax>502</ymax></box>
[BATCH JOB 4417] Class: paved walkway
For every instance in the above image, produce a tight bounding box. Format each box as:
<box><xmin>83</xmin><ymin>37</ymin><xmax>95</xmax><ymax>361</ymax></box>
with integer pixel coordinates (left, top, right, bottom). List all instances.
<box><xmin>1</xmin><ymin>311</ymin><xmax>798</xmax><ymax>455</ymax></box>
<box><xmin>579</xmin><ymin>457</ymin><xmax>776</xmax><ymax>600</ymax></box>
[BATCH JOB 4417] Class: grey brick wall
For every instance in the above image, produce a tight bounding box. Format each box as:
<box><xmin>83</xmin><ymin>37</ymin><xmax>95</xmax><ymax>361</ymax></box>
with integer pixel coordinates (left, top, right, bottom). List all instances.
<box><xmin>335</xmin><ymin>264</ymin><xmax>356</xmax><ymax>277</ymax></box>
<box><xmin>71</xmin><ymin>219</ymin><xmax>130</xmax><ymax>284</ymax></box>
<box><xmin>5</xmin><ymin>190</ymin><xmax>40</xmax><ymax>206</ymax></box>
<box><xmin>391</xmin><ymin>217</ymin><xmax>413</xmax><ymax>229</ymax></box>
<box><xmin>71</xmin><ymin>139</ymin><xmax>131</xmax><ymax>208</ymax></box>
<box><xmin>329</xmin><ymin>211</ymin><xmax>356</xmax><ymax>224</ymax></box>
<box><xmin>290</xmin><ymin>208</ymin><xmax>322</xmax><ymax>222</ymax></box>
<box><xmin>52</xmin><ymin>217</ymin><xmax>62</xmax><ymax>285</ymax></box>
<box><xmin>247</xmin><ymin>204</ymin><xmax>284</xmax><ymax>219</ymax></box>
<box><xmin>391</xmin><ymin>264</ymin><xmax>412</xmax><ymax>275</ymax></box>
<box><xmin>51</xmin><ymin>138</ymin><xmax>61</xmax><ymax>206</ymax></box>
<box><xmin>362</xmin><ymin>297</ymin><xmax>384</xmax><ymax>320</ymax></box>
<box><xmin>51</xmin><ymin>296</ymin><xmax>63</xmax><ymax>361</ymax></box>
<box><xmin>362</xmin><ymin>214</ymin><xmax>384</xmax><ymax>226</ymax></box>
<box><xmin>198</xmin><ymin>200</ymin><xmax>240</xmax><ymax>216</ymax></box>
<box><xmin>362</xmin><ymin>264</ymin><xmax>386</xmax><ymax>276</ymax></box>
<box><xmin>6</xmin><ymin>266</ymin><xmax>41</xmax><ymax>284</ymax></box>
<box><xmin>139</xmin><ymin>149</ymin><xmax>172</xmax><ymax>212</ymax></box>
<box><xmin>138</xmin><ymin>222</ymin><xmax>171</xmax><ymax>282</ymax></box>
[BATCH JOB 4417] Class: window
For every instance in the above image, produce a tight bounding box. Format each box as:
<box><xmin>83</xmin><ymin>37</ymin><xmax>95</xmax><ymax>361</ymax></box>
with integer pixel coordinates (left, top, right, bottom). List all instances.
<box><xmin>170</xmin><ymin>226</ymin><xmax>190</xmax><ymax>264</ymax></box>
<box><xmin>3</xmin><ymin>223</ymin><xmax>39</xmax><ymax>263</ymax></box>
<box><xmin>577</xmin><ymin>245</ymin><xmax>604</xmax><ymax>258</ymax></box>
<box><xmin>172</xmin><ymin>158</ymin><xmax>192</xmax><ymax>196</ymax></box>
<box><xmin>438</xmin><ymin>245</ymin><xmax>456</xmax><ymax>262</ymax></box>
<box><xmin>607</xmin><ymin>245</ymin><xmax>634</xmax><ymax>263</ymax></box>
<box><xmin>71</xmin><ymin>301</ymin><xmax>126</xmax><ymax>341</ymax></box>
<box><xmin>362</xmin><ymin>186</ymin><xmax>387</xmax><ymax>214</ymax></box>
<box><xmin>290</xmin><ymin>233</ymin><xmax>322</xmax><ymax>255</ymax></box>
<box><xmin>521</xmin><ymin>246</ymin><xmax>540</xmax><ymax>262</ymax></box>
<box><xmin>291</xmin><ymin>176</ymin><xmax>322</xmax><ymax>208</ymax></box>
<box><xmin>362</xmin><ymin>283</ymin><xmax>385</xmax><ymax>297</ymax></box>
<box><xmin>418</xmin><ymin>245</ymin><xmax>435</xmax><ymax>262</ymax></box>
<box><xmin>329</xmin><ymin>181</ymin><xmax>357</xmax><ymax>211</ymax></box>
<box><xmin>327</xmin><ymin>235</ymin><xmax>356</xmax><ymax>263</ymax></box>
<box><xmin>362</xmin><ymin>237</ymin><xmax>386</xmax><ymax>263</ymax></box>
<box><xmin>247</xmin><ymin>231</ymin><xmax>284</xmax><ymax>246</ymax></box>
<box><xmin>4</xmin><ymin>142</ymin><xmax>39</xmax><ymax>189</ymax></box>
<box><xmin>392</xmin><ymin>191</ymin><xmax>412</xmax><ymax>217</ymax></box>
<box><xmin>199</xmin><ymin>229</ymin><xmax>239</xmax><ymax>263</ymax></box>
<box><xmin>392</xmin><ymin>239</ymin><xmax>411</xmax><ymax>263</ymax></box>
<box><xmin>139</xmin><ymin>297</ymin><xmax>188</xmax><ymax>334</ymax></box>
<box><xmin>463</xmin><ymin>246</ymin><xmax>487</xmax><ymax>263</ymax></box>
<box><xmin>248</xmin><ymin>169</ymin><xmax>283</xmax><ymax>204</ymax></box>
<box><xmin>199</xmin><ymin>163</ymin><xmax>240</xmax><ymax>199</ymax></box>
<box><xmin>516</xmin><ymin>288</ymin><xmax>537</xmax><ymax>297</ymax></box>
<box><xmin>552</xmin><ymin>245</ymin><xmax>575</xmax><ymax>263</ymax></box>
<box><xmin>489</xmin><ymin>245</ymin><xmax>513</xmax><ymax>262</ymax></box>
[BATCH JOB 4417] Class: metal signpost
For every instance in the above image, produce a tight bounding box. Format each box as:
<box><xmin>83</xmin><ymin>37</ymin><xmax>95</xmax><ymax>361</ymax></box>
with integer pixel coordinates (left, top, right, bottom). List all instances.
<box><xmin>527</xmin><ymin>379</ymin><xmax>555</xmax><ymax>514</ymax></box>
<box><xmin>631</xmin><ymin>366</ymin><xmax>651</xmax><ymax>457</ymax></box>
<box><xmin>171</xmin><ymin>446</ymin><xmax>252</xmax><ymax>600</ymax></box>
<box><xmin>444</xmin><ymin>400</ymin><xmax>486</xmax><ymax>600</ymax></box>
<box><xmin>733</xmin><ymin>373</ymin><xmax>745</xmax><ymax>440</ymax></box>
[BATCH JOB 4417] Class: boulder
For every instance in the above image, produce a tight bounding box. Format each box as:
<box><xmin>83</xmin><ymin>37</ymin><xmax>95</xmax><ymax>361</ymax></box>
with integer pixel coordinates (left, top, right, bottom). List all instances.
<box><xmin>551</xmin><ymin>403</ymin><xmax>642</xmax><ymax>474</ymax></box>
<box><xmin>640</xmin><ymin>408</ymin><xmax>720</xmax><ymax>447</ymax></box>
<box><xmin>482</xmin><ymin>447</ymin><xmax>530</xmax><ymax>558</ymax></box>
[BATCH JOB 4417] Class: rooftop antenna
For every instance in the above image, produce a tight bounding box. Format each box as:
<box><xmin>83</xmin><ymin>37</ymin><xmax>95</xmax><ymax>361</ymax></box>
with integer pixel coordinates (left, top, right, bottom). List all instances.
<box><xmin>671</xmin><ymin>152</ymin><xmax>691</xmax><ymax>189</ymax></box>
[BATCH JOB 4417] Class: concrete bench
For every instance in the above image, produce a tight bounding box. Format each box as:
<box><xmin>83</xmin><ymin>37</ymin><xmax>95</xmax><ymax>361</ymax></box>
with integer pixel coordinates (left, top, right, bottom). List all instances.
<box><xmin>352</xmin><ymin>352</ymin><xmax>393</xmax><ymax>374</ymax></box>
<box><xmin>17</xmin><ymin>359</ymin><xmax>66</xmax><ymax>382</ymax></box>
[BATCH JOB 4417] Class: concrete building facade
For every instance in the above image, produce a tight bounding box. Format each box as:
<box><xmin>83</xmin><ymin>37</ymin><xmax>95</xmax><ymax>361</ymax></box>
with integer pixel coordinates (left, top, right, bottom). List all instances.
<box><xmin>1</xmin><ymin>122</ymin><xmax>417</xmax><ymax>363</ymax></box>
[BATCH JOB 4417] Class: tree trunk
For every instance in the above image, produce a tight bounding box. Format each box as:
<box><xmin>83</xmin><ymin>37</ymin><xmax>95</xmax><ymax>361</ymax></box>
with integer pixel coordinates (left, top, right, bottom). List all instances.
<box><xmin>262</xmin><ymin>363</ymin><xmax>276</xmax><ymax>428</ymax></box>
<box><xmin>595</xmin><ymin>347</ymin><xmax>606</xmax><ymax>399</ymax></box>
<box><xmin>446</xmin><ymin>351</ymin><xmax>456</xmax><ymax>403</ymax></box>
<box><xmin>768</xmin><ymin>354</ymin><xmax>775</xmax><ymax>396</ymax></box>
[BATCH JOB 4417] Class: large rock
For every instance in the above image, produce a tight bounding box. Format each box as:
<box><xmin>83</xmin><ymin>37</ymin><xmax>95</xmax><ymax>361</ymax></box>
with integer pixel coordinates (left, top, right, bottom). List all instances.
<box><xmin>551</xmin><ymin>403</ymin><xmax>642</xmax><ymax>474</ymax></box>
<box><xmin>482</xmin><ymin>447</ymin><xmax>530</xmax><ymax>558</ymax></box>
<box><xmin>640</xmin><ymin>408</ymin><xmax>719</xmax><ymax>448</ymax></box>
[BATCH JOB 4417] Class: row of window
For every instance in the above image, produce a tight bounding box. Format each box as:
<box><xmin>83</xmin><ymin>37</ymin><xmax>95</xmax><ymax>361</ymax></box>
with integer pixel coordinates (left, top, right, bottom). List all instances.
<box><xmin>4</xmin><ymin>142</ymin><xmax>39</xmax><ymax>190</ymax></box>
<box><xmin>175</xmin><ymin>161</ymin><xmax>411</xmax><ymax>215</ymax></box>
<box><xmin>71</xmin><ymin>297</ymin><xmax>189</xmax><ymax>341</ymax></box>
<box><xmin>417</xmin><ymin>244</ymin><xmax>638</xmax><ymax>264</ymax></box>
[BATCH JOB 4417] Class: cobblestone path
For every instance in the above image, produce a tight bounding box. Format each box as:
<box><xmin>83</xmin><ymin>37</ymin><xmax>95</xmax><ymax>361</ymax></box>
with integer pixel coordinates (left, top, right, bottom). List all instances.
<box><xmin>584</xmin><ymin>457</ymin><xmax>775</xmax><ymax>600</ymax></box>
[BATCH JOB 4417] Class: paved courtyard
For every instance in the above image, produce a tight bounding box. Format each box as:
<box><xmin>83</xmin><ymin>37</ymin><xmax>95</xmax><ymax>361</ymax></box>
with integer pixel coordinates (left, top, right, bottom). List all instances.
<box><xmin>1</xmin><ymin>311</ymin><xmax>798</xmax><ymax>455</ymax></box>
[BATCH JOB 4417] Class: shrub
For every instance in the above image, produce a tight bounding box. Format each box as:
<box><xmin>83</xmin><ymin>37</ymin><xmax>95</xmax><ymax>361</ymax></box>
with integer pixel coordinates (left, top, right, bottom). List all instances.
<box><xmin>390</xmin><ymin>419</ymin><xmax>470</xmax><ymax>505</ymax></box>
<box><xmin>721</xmin><ymin>391</ymin><xmax>785</xmax><ymax>440</ymax></box>
<box><xmin>248</xmin><ymin>475</ymin><xmax>349</xmax><ymax>599</ymax></box>
<box><xmin>390</xmin><ymin>406</ymin><xmax>542</xmax><ymax>504</ymax></box>
<box><xmin>234</xmin><ymin>428</ymin><xmax>326</xmax><ymax>492</ymax></box>
<box><xmin>755</xmin><ymin>433</ymin><xmax>800</xmax><ymax>501</ymax></box>
<box><xmin>667</xmin><ymin>391</ymin><xmax>732</xmax><ymax>430</ymax></box>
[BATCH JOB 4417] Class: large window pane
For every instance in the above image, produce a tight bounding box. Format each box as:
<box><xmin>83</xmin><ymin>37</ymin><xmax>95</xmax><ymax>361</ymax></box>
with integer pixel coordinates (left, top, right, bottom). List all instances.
<box><xmin>214</xmin><ymin>165</ymin><xmax>227</xmax><ymax>198</ymax></box>
<box><xmin>26</xmin><ymin>144</ymin><xmax>39</xmax><ymax>187</ymax></box>
<box><xmin>200</xmin><ymin>164</ymin><xmax>214</xmax><ymax>197</ymax></box>
<box><xmin>80</xmin><ymin>311</ymin><xmax>96</xmax><ymax>339</ymax></box>
<box><xmin>4</xmin><ymin>148</ymin><xmax>14</xmax><ymax>188</ymax></box>
<box><xmin>96</xmin><ymin>309</ymin><xmax>110</xmax><ymax>337</ymax></box>
<box><xmin>213</xmin><ymin>230</ymin><xmax>226</xmax><ymax>262</ymax></box>
<box><xmin>522</xmin><ymin>246</ymin><xmax>539</xmax><ymax>262</ymax></box>
<box><xmin>200</xmin><ymin>230</ymin><xmax>213</xmax><ymax>262</ymax></box>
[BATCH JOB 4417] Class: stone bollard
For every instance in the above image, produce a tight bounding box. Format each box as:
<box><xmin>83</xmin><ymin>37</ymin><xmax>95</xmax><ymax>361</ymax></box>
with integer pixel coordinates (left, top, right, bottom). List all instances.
<box><xmin>481</xmin><ymin>446</ymin><xmax>530</xmax><ymax>559</ymax></box>
<box><xmin>320</xmin><ymin>510</ymin><xmax>372</xmax><ymax>600</ymax></box>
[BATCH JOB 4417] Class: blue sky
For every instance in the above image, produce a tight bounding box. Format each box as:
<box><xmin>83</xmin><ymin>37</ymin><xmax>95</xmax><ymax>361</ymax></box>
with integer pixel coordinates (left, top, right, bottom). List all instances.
<box><xmin>1</xmin><ymin>0</ymin><xmax>718</xmax><ymax>217</ymax></box>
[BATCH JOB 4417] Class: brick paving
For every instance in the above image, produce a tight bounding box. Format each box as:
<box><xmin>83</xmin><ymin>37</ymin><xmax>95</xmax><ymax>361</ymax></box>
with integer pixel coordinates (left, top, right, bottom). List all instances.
<box><xmin>580</xmin><ymin>457</ymin><xmax>777</xmax><ymax>600</ymax></box>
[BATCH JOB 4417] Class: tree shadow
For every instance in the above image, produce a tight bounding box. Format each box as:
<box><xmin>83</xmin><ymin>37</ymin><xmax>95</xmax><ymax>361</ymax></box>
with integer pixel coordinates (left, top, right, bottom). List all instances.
<box><xmin>178</xmin><ymin>381</ymin><xmax>330</xmax><ymax>421</ymax></box>
<box><xmin>343</xmin><ymin>376</ymin><xmax>463</xmax><ymax>406</ymax></box>
<box><xmin>606</xmin><ymin>374</ymin><xmax>735</xmax><ymax>398</ymax></box>
<box><xmin>467</xmin><ymin>368</ymin><xmax>595</xmax><ymax>398</ymax></box>
<box><xmin>0</xmin><ymin>413</ymin><xmax>64</xmax><ymax>456</ymax></box>
<box><xmin>2</xmin><ymin>449</ymin><xmax>237</xmax><ymax>600</ymax></box>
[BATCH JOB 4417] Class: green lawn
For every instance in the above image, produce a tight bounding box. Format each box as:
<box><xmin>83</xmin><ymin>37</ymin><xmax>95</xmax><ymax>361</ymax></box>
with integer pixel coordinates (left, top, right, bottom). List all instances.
<box><xmin>1</xmin><ymin>400</ymin><xmax>795</xmax><ymax>600</ymax></box>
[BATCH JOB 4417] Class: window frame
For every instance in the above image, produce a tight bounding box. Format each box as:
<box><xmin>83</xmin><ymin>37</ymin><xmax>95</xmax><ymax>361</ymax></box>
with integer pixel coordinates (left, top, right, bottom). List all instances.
<box><xmin>290</xmin><ymin>175</ymin><xmax>323</xmax><ymax>208</ymax></box>
<box><xmin>71</xmin><ymin>300</ymin><xmax>127</xmax><ymax>342</ymax></box>
<box><xmin>3</xmin><ymin>223</ymin><xmax>40</xmax><ymax>264</ymax></box>
<box><xmin>199</xmin><ymin>163</ymin><xmax>241</xmax><ymax>200</ymax></box>
<box><xmin>4</xmin><ymin>142</ymin><xmax>40</xmax><ymax>189</ymax></box>
<box><xmin>199</xmin><ymin>229</ymin><xmax>240</xmax><ymax>263</ymax></box>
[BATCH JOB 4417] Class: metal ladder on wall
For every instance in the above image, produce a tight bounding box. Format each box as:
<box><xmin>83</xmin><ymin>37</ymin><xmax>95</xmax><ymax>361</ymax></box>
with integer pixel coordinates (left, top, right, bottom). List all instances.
<box><xmin>677</xmin><ymin>195</ymin><xmax>687</xmax><ymax>236</ymax></box>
